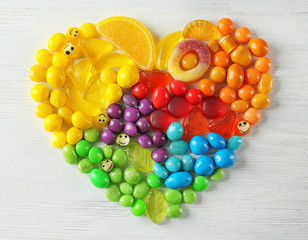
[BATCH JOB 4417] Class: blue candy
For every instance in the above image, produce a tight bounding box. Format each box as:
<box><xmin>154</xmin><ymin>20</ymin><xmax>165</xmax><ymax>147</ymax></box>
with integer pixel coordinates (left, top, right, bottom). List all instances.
<box><xmin>207</xmin><ymin>132</ymin><xmax>226</xmax><ymax>149</ymax></box>
<box><xmin>180</xmin><ymin>155</ymin><xmax>195</xmax><ymax>172</ymax></box>
<box><xmin>227</xmin><ymin>136</ymin><xmax>243</xmax><ymax>150</ymax></box>
<box><xmin>165</xmin><ymin>172</ymin><xmax>193</xmax><ymax>189</ymax></box>
<box><xmin>194</xmin><ymin>155</ymin><xmax>215</xmax><ymax>176</ymax></box>
<box><xmin>190</xmin><ymin>136</ymin><xmax>209</xmax><ymax>155</ymax></box>
<box><xmin>153</xmin><ymin>162</ymin><xmax>169</xmax><ymax>179</ymax></box>
<box><xmin>170</xmin><ymin>140</ymin><xmax>189</xmax><ymax>155</ymax></box>
<box><xmin>166</xmin><ymin>122</ymin><xmax>183</xmax><ymax>141</ymax></box>
<box><xmin>214</xmin><ymin>149</ymin><xmax>236</xmax><ymax>168</ymax></box>
<box><xmin>165</xmin><ymin>156</ymin><xmax>181</xmax><ymax>173</ymax></box>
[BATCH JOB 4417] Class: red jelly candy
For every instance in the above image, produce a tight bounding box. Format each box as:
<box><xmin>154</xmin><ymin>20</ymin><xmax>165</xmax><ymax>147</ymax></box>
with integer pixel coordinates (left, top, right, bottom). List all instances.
<box><xmin>152</xmin><ymin>87</ymin><xmax>170</xmax><ymax>108</ymax></box>
<box><xmin>132</xmin><ymin>83</ymin><xmax>149</xmax><ymax>99</ymax></box>
<box><xmin>169</xmin><ymin>80</ymin><xmax>188</xmax><ymax>96</ymax></box>
<box><xmin>233</xmin><ymin>119</ymin><xmax>251</xmax><ymax>136</ymax></box>
<box><xmin>182</xmin><ymin>107</ymin><xmax>208</xmax><ymax>141</ymax></box>
<box><xmin>168</xmin><ymin>96</ymin><xmax>190</xmax><ymax>118</ymax></box>
<box><xmin>186</xmin><ymin>88</ymin><xmax>203</xmax><ymax>105</ymax></box>
<box><xmin>201</xmin><ymin>96</ymin><xmax>226</xmax><ymax>119</ymax></box>
<box><xmin>208</xmin><ymin>111</ymin><xmax>236</xmax><ymax>138</ymax></box>
<box><xmin>149</xmin><ymin>109</ymin><xmax>172</xmax><ymax>131</ymax></box>
<box><xmin>139</xmin><ymin>70</ymin><xmax>172</xmax><ymax>92</ymax></box>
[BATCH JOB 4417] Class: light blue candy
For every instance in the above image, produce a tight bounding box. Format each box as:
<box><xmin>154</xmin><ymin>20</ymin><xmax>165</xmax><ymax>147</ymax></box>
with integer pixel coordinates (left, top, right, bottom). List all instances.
<box><xmin>194</xmin><ymin>155</ymin><xmax>215</xmax><ymax>176</ymax></box>
<box><xmin>165</xmin><ymin>172</ymin><xmax>193</xmax><ymax>189</ymax></box>
<box><xmin>180</xmin><ymin>155</ymin><xmax>195</xmax><ymax>172</ymax></box>
<box><xmin>207</xmin><ymin>132</ymin><xmax>226</xmax><ymax>149</ymax></box>
<box><xmin>166</xmin><ymin>122</ymin><xmax>183</xmax><ymax>141</ymax></box>
<box><xmin>165</xmin><ymin>156</ymin><xmax>181</xmax><ymax>173</ymax></box>
<box><xmin>170</xmin><ymin>140</ymin><xmax>189</xmax><ymax>155</ymax></box>
<box><xmin>153</xmin><ymin>162</ymin><xmax>169</xmax><ymax>179</ymax></box>
<box><xmin>214</xmin><ymin>149</ymin><xmax>236</xmax><ymax>168</ymax></box>
<box><xmin>227</xmin><ymin>136</ymin><xmax>243</xmax><ymax>150</ymax></box>
<box><xmin>190</xmin><ymin>136</ymin><xmax>209</xmax><ymax>155</ymax></box>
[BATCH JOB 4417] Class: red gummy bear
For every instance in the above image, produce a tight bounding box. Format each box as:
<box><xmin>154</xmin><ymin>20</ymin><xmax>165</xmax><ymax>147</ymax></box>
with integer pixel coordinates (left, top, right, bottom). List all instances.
<box><xmin>201</xmin><ymin>96</ymin><xmax>226</xmax><ymax>119</ymax></box>
<box><xmin>208</xmin><ymin>111</ymin><xmax>236</xmax><ymax>138</ymax></box>
<box><xmin>168</xmin><ymin>96</ymin><xmax>190</xmax><ymax>118</ymax></box>
<box><xmin>139</xmin><ymin>70</ymin><xmax>172</xmax><ymax>92</ymax></box>
<box><xmin>148</xmin><ymin>109</ymin><xmax>172</xmax><ymax>131</ymax></box>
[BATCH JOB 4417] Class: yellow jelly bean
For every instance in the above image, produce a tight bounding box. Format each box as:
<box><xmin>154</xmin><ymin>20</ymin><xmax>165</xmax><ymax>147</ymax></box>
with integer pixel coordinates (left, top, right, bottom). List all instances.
<box><xmin>51</xmin><ymin>131</ymin><xmax>66</xmax><ymax>148</ymax></box>
<box><xmin>117</xmin><ymin>65</ymin><xmax>139</xmax><ymax>88</ymax></box>
<box><xmin>48</xmin><ymin>33</ymin><xmax>67</xmax><ymax>52</ymax></box>
<box><xmin>257</xmin><ymin>73</ymin><xmax>273</xmax><ymax>94</ymax></box>
<box><xmin>31</xmin><ymin>84</ymin><xmax>50</xmax><ymax>102</ymax></box>
<box><xmin>52</xmin><ymin>52</ymin><xmax>68</xmax><ymax>68</ymax></box>
<box><xmin>100</xmin><ymin>69</ymin><xmax>117</xmax><ymax>85</ymax></box>
<box><xmin>80</xmin><ymin>23</ymin><xmax>97</xmax><ymax>38</ymax></box>
<box><xmin>49</xmin><ymin>89</ymin><xmax>66</xmax><ymax>108</ymax></box>
<box><xmin>231</xmin><ymin>100</ymin><xmax>249</xmax><ymax>112</ymax></box>
<box><xmin>105</xmin><ymin>83</ymin><xmax>123</xmax><ymax>105</ymax></box>
<box><xmin>35</xmin><ymin>102</ymin><xmax>54</xmax><ymax>118</ymax></box>
<box><xmin>29</xmin><ymin>65</ymin><xmax>47</xmax><ymax>82</ymax></box>
<box><xmin>46</xmin><ymin>66</ymin><xmax>66</xmax><ymax>88</ymax></box>
<box><xmin>251</xmin><ymin>93</ymin><xmax>271</xmax><ymax>109</ymax></box>
<box><xmin>58</xmin><ymin>106</ymin><xmax>73</xmax><ymax>125</ymax></box>
<box><xmin>71</xmin><ymin>111</ymin><xmax>93</xmax><ymax>129</ymax></box>
<box><xmin>36</xmin><ymin>49</ymin><xmax>53</xmax><ymax>65</ymax></box>
<box><xmin>66</xmin><ymin>127</ymin><xmax>83</xmax><ymax>145</ymax></box>
<box><xmin>44</xmin><ymin>114</ymin><xmax>63</xmax><ymax>132</ymax></box>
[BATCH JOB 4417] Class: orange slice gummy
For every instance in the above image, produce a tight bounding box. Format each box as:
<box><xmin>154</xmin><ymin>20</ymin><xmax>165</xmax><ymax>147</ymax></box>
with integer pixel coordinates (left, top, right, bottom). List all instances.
<box><xmin>183</xmin><ymin>20</ymin><xmax>222</xmax><ymax>41</ymax></box>
<box><xmin>96</xmin><ymin>16</ymin><xmax>155</xmax><ymax>70</ymax></box>
<box><xmin>79</xmin><ymin>38</ymin><xmax>114</xmax><ymax>60</ymax></box>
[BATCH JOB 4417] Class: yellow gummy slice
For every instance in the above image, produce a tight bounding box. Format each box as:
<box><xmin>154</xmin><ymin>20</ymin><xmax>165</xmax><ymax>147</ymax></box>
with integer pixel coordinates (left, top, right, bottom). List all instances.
<box><xmin>67</xmin><ymin>59</ymin><xmax>92</xmax><ymax>93</ymax></box>
<box><xmin>83</xmin><ymin>74</ymin><xmax>107</xmax><ymax>109</ymax></box>
<box><xmin>155</xmin><ymin>31</ymin><xmax>183</xmax><ymax>70</ymax></box>
<box><xmin>183</xmin><ymin>20</ymin><xmax>222</xmax><ymax>40</ymax></box>
<box><xmin>126</xmin><ymin>143</ymin><xmax>154</xmax><ymax>173</ymax></box>
<box><xmin>145</xmin><ymin>188</ymin><xmax>167</xmax><ymax>224</ymax></box>
<box><xmin>79</xmin><ymin>37</ymin><xmax>114</xmax><ymax>60</ymax></box>
<box><xmin>96</xmin><ymin>16</ymin><xmax>155</xmax><ymax>70</ymax></box>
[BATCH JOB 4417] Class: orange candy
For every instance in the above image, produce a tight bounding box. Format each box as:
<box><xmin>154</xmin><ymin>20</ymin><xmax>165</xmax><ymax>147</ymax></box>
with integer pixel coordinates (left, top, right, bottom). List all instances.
<box><xmin>244</xmin><ymin>108</ymin><xmax>261</xmax><ymax>125</ymax></box>
<box><xmin>258</xmin><ymin>73</ymin><xmax>273</xmax><ymax>94</ymax></box>
<box><xmin>234</xmin><ymin>27</ymin><xmax>252</xmax><ymax>43</ymax></box>
<box><xmin>217</xmin><ymin>18</ymin><xmax>234</xmax><ymax>35</ymax></box>
<box><xmin>248</xmin><ymin>38</ymin><xmax>269</xmax><ymax>57</ymax></box>
<box><xmin>207</xmin><ymin>40</ymin><xmax>219</xmax><ymax>53</ymax></box>
<box><xmin>226</xmin><ymin>63</ymin><xmax>244</xmax><ymax>89</ymax></box>
<box><xmin>213</xmin><ymin>51</ymin><xmax>230</xmax><ymax>67</ymax></box>
<box><xmin>251</xmin><ymin>93</ymin><xmax>271</xmax><ymax>109</ymax></box>
<box><xmin>255</xmin><ymin>57</ymin><xmax>272</xmax><ymax>73</ymax></box>
<box><xmin>210</xmin><ymin>66</ymin><xmax>226</xmax><ymax>83</ymax></box>
<box><xmin>244</xmin><ymin>68</ymin><xmax>261</xmax><ymax>85</ymax></box>
<box><xmin>238</xmin><ymin>84</ymin><xmax>255</xmax><ymax>100</ymax></box>
<box><xmin>219</xmin><ymin>87</ymin><xmax>236</xmax><ymax>104</ymax></box>
<box><xmin>230</xmin><ymin>45</ymin><xmax>252</xmax><ymax>67</ymax></box>
<box><xmin>198</xmin><ymin>78</ymin><xmax>215</xmax><ymax>96</ymax></box>
<box><xmin>181</xmin><ymin>52</ymin><xmax>199</xmax><ymax>70</ymax></box>
<box><xmin>231</xmin><ymin>100</ymin><xmax>249</xmax><ymax>112</ymax></box>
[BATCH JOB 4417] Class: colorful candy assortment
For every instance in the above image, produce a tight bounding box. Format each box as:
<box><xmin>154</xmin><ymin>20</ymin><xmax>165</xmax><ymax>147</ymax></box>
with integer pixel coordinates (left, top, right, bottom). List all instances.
<box><xmin>29</xmin><ymin>16</ymin><xmax>274</xmax><ymax>224</ymax></box>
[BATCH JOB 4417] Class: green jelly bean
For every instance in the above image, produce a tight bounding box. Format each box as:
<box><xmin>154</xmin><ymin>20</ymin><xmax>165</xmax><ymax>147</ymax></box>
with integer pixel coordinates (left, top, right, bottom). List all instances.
<box><xmin>164</xmin><ymin>189</ymin><xmax>182</xmax><ymax>204</ymax></box>
<box><xmin>193</xmin><ymin>176</ymin><xmax>209</xmax><ymax>191</ymax></box>
<box><xmin>84</xmin><ymin>127</ymin><xmax>100</xmax><ymax>143</ymax></box>
<box><xmin>210</xmin><ymin>168</ymin><xmax>224</xmax><ymax>181</ymax></box>
<box><xmin>112</xmin><ymin>149</ymin><xmax>128</xmax><ymax>167</ymax></box>
<box><xmin>89</xmin><ymin>169</ymin><xmax>110</xmax><ymax>188</ymax></box>
<box><xmin>166</xmin><ymin>204</ymin><xmax>183</xmax><ymax>218</ymax></box>
<box><xmin>103</xmin><ymin>145</ymin><xmax>113</xmax><ymax>159</ymax></box>
<box><xmin>131</xmin><ymin>199</ymin><xmax>146</xmax><ymax>216</ymax></box>
<box><xmin>133</xmin><ymin>181</ymin><xmax>150</xmax><ymax>199</ymax></box>
<box><xmin>119</xmin><ymin>195</ymin><xmax>135</xmax><ymax>207</ymax></box>
<box><xmin>109</xmin><ymin>167</ymin><xmax>123</xmax><ymax>183</ymax></box>
<box><xmin>78</xmin><ymin>158</ymin><xmax>94</xmax><ymax>174</ymax></box>
<box><xmin>75</xmin><ymin>140</ymin><xmax>91</xmax><ymax>157</ymax></box>
<box><xmin>105</xmin><ymin>184</ymin><xmax>121</xmax><ymax>202</ymax></box>
<box><xmin>62</xmin><ymin>144</ymin><xmax>78</xmax><ymax>165</ymax></box>
<box><xmin>88</xmin><ymin>146</ymin><xmax>104</xmax><ymax>164</ymax></box>
<box><xmin>124</xmin><ymin>167</ymin><xmax>142</xmax><ymax>185</ymax></box>
<box><xmin>182</xmin><ymin>189</ymin><xmax>197</xmax><ymax>204</ymax></box>
<box><xmin>120</xmin><ymin>182</ymin><xmax>133</xmax><ymax>195</ymax></box>
<box><xmin>147</xmin><ymin>173</ymin><xmax>164</xmax><ymax>188</ymax></box>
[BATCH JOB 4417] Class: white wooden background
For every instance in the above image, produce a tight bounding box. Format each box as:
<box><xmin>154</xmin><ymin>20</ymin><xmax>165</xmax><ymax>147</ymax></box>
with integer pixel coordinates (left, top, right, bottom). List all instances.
<box><xmin>0</xmin><ymin>0</ymin><xmax>308</xmax><ymax>239</ymax></box>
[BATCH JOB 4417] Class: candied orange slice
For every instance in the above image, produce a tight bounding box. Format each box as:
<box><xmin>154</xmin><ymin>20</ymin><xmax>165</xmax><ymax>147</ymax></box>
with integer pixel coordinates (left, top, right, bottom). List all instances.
<box><xmin>79</xmin><ymin>38</ymin><xmax>114</xmax><ymax>60</ymax></box>
<box><xmin>67</xmin><ymin>59</ymin><xmax>92</xmax><ymax>93</ymax></box>
<box><xmin>183</xmin><ymin>20</ymin><xmax>222</xmax><ymax>40</ymax></box>
<box><xmin>96</xmin><ymin>16</ymin><xmax>155</xmax><ymax>70</ymax></box>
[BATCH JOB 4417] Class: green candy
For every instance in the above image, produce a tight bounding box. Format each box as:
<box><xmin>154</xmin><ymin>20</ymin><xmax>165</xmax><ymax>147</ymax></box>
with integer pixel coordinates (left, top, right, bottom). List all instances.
<box><xmin>124</xmin><ymin>167</ymin><xmax>142</xmax><ymax>185</ymax></box>
<box><xmin>131</xmin><ymin>199</ymin><xmax>146</xmax><ymax>216</ymax></box>
<box><xmin>182</xmin><ymin>189</ymin><xmax>197</xmax><ymax>204</ymax></box>
<box><xmin>78</xmin><ymin>158</ymin><xmax>94</xmax><ymax>174</ymax></box>
<box><xmin>84</xmin><ymin>127</ymin><xmax>100</xmax><ymax>143</ymax></box>
<box><xmin>89</xmin><ymin>169</ymin><xmax>110</xmax><ymax>188</ymax></box>
<box><xmin>75</xmin><ymin>140</ymin><xmax>91</xmax><ymax>157</ymax></box>
<box><xmin>166</xmin><ymin>204</ymin><xmax>183</xmax><ymax>218</ymax></box>
<box><xmin>109</xmin><ymin>167</ymin><xmax>123</xmax><ymax>183</ymax></box>
<box><xmin>120</xmin><ymin>182</ymin><xmax>133</xmax><ymax>195</ymax></box>
<box><xmin>103</xmin><ymin>145</ymin><xmax>113</xmax><ymax>159</ymax></box>
<box><xmin>147</xmin><ymin>173</ymin><xmax>163</xmax><ymax>188</ymax></box>
<box><xmin>88</xmin><ymin>146</ymin><xmax>104</xmax><ymax>164</ymax></box>
<box><xmin>119</xmin><ymin>195</ymin><xmax>135</xmax><ymax>207</ymax></box>
<box><xmin>62</xmin><ymin>144</ymin><xmax>78</xmax><ymax>165</ymax></box>
<box><xmin>164</xmin><ymin>189</ymin><xmax>182</xmax><ymax>204</ymax></box>
<box><xmin>210</xmin><ymin>168</ymin><xmax>224</xmax><ymax>181</ymax></box>
<box><xmin>105</xmin><ymin>184</ymin><xmax>121</xmax><ymax>202</ymax></box>
<box><xmin>193</xmin><ymin>176</ymin><xmax>209</xmax><ymax>191</ymax></box>
<box><xmin>133</xmin><ymin>181</ymin><xmax>150</xmax><ymax>199</ymax></box>
<box><xmin>112</xmin><ymin>149</ymin><xmax>128</xmax><ymax>167</ymax></box>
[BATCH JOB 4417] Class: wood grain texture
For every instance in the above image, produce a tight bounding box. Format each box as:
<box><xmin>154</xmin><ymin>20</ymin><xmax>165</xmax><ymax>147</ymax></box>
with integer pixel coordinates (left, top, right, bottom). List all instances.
<box><xmin>0</xmin><ymin>0</ymin><xmax>308</xmax><ymax>239</ymax></box>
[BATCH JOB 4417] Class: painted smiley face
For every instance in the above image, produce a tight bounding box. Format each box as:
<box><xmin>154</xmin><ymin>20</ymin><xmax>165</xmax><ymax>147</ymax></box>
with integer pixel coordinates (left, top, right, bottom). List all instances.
<box><xmin>237</xmin><ymin>120</ymin><xmax>251</xmax><ymax>134</ymax></box>
<box><xmin>116</xmin><ymin>134</ymin><xmax>130</xmax><ymax>147</ymax></box>
<box><xmin>63</xmin><ymin>43</ymin><xmax>75</xmax><ymax>56</ymax></box>
<box><xmin>67</xmin><ymin>27</ymin><xmax>80</xmax><ymax>39</ymax></box>
<box><xmin>101</xmin><ymin>159</ymin><xmax>114</xmax><ymax>172</ymax></box>
<box><xmin>96</xmin><ymin>112</ymin><xmax>110</xmax><ymax>127</ymax></box>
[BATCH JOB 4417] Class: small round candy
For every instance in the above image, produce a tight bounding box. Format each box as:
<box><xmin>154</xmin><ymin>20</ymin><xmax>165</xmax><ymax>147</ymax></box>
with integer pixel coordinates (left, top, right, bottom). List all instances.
<box><xmin>120</xmin><ymin>182</ymin><xmax>133</xmax><ymax>195</ymax></box>
<box><xmin>131</xmin><ymin>199</ymin><xmax>146</xmax><ymax>216</ymax></box>
<box><xmin>164</xmin><ymin>189</ymin><xmax>182</xmax><ymax>204</ymax></box>
<box><xmin>101</xmin><ymin>159</ymin><xmax>114</xmax><ymax>173</ymax></box>
<box><xmin>124</xmin><ymin>107</ymin><xmax>140</xmax><ymax>122</ymax></box>
<box><xmin>105</xmin><ymin>184</ymin><xmax>121</xmax><ymax>202</ymax></box>
<box><xmin>152</xmin><ymin>131</ymin><xmax>167</xmax><ymax>148</ymax></box>
<box><xmin>132</xmin><ymin>83</ymin><xmax>149</xmax><ymax>99</ymax></box>
<box><xmin>80</xmin><ymin>23</ymin><xmax>97</xmax><ymax>38</ymax></box>
<box><xmin>194</xmin><ymin>155</ymin><xmax>215</xmax><ymax>176</ymax></box>
<box><xmin>84</xmin><ymin>127</ymin><xmax>100</xmax><ymax>143</ymax></box>
<box><xmin>122</xmin><ymin>94</ymin><xmax>138</xmax><ymax>107</ymax></box>
<box><xmin>35</xmin><ymin>102</ymin><xmax>54</xmax><ymax>118</ymax></box>
<box><xmin>153</xmin><ymin>162</ymin><xmax>169</xmax><ymax>179</ymax></box>
<box><xmin>165</xmin><ymin>156</ymin><xmax>181</xmax><ymax>173</ymax></box>
<box><xmin>52</xmin><ymin>52</ymin><xmax>68</xmax><ymax>68</ymax></box>
<box><xmin>147</xmin><ymin>173</ymin><xmax>164</xmax><ymax>188</ymax></box>
<box><xmin>119</xmin><ymin>195</ymin><xmax>135</xmax><ymax>207</ymax></box>
<box><xmin>111</xmin><ymin>149</ymin><xmax>128</xmax><ymax>167</ymax></box>
<box><xmin>235</xmin><ymin>27</ymin><xmax>251</xmax><ymax>43</ymax></box>
<box><xmin>166</xmin><ymin>205</ymin><xmax>183</xmax><ymax>218</ymax></box>
<box><xmin>50</xmin><ymin>131</ymin><xmax>66</xmax><ymax>148</ymax></box>
<box><xmin>169</xmin><ymin>80</ymin><xmax>188</xmax><ymax>96</ymax></box>
<box><xmin>151</xmin><ymin>148</ymin><xmax>168</xmax><ymax>163</ymax></box>
<box><xmin>75</xmin><ymin>140</ymin><xmax>91</xmax><ymax>157</ymax></box>
<box><xmin>117</xmin><ymin>65</ymin><xmax>139</xmax><ymax>88</ymax></box>
<box><xmin>182</xmin><ymin>189</ymin><xmax>197</xmax><ymax>204</ymax></box>
<box><xmin>71</xmin><ymin>111</ymin><xmax>92</xmax><ymax>129</ymax></box>
<box><xmin>210</xmin><ymin>168</ymin><xmax>224</xmax><ymax>181</ymax></box>
<box><xmin>49</xmin><ymin>89</ymin><xmax>66</xmax><ymax>108</ymax></box>
<box><xmin>29</xmin><ymin>65</ymin><xmax>47</xmax><ymax>82</ymax></box>
<box><xmin>101</xmin><ymin>129</ymin><xmax>115</xmax><ymax>145</ymax></box>
<box><xmin>207</xmin><ymin>132</ymin><xmax>226</xmax><ymax>149</ymax></box>
<box><xmin>63</xmin><ymin>144</ymin><xmax>78</xmax><ymax>165</ymax></box>
<box><xmin>190</xmin><ymin>136</ymin><xmax>209</xmax><ymax>155</ymax></box>
<box><xmin>106</xmin><ymin>103</ymin><xmax>123</xmax><ymax>119</ymax></box>
<box><xmin>180</xmin><ymin>155</ymin><xmax>195</xmax><ymax>172</ymax></box>
<box><xmin>124</xmin><ymin>167</ymin><xmax>142</xmax><ymax>185</ymax></box>
<box><xmin>100</xmin><ymin>68</ymin><xmax>117</xmax><ymax>85</ymax></box>
<box><xmin>66</xmin><ymin>127</ymin><xmax>83</xmax><ymax>145</ymax></box>
<box><xmin>78</xmin><ymin>158</ymin><xmax>94</xmax><ymax>174</ymax></box>
<box><xmin>193</xmin><ymin>176</ymin><xmax>209</xmax><ymax>191</ymax></box>
<box><xmin>166</xmin><ymin>122</ymin><xmax>183</xmax><ymax>141</ymax></box>
<box><xmin>89</xmin><ymin>169</ymin><xmax>110</xmax><ymax>188</ymax></box>
<box><xmin>217</xmin><ymin>18</ymin><xmax>234</xmax><ymax>35</ymax></box>
<box><xmin>138</xmin><ymin>99</ymin><xmax>154</xmax><ymax>116</ymax></box>
<box><xmin>244</xmin><ymin>107</ymin><xmax>261</xmax><ymax>125</ymax></box>
<box><xmin>31</xmin><ymin>84</ymin><xmax>50</xmax><ymax>102</ymax></box>
<box><xmin>108</xmin><ymin>119</ymin><xmax>124</xmax><ymax>133</ymax></box>
<box><xmin>227</xmin><ymin>136</ymin><xmax>243</xmax><ymax>150</ymax></box>
<box><xmin>88</xmin><ymin>146</ymin><xmax>104</xmax><ymax>164</ymax></box>
<box><xmin>185</xmin><ymin>88</ymin><xmax>202</xmax><ymax>104</ymax></box>
<box><xmin>44</xmin><ymin>114</ymin><xmax>62</xmax><ymax>132</ymax></box>
<box><xmin>138</xmin><ymin>134</ymin><xmax>152</xmax><ymax>148</ymax></box>
<box><xmin>116</xmin><ymin>133</ymin><xmax>130</xmax><ymax>147</ymax></box>
<box><xmin>124</xmin><ymin>122</ymin><xmax>138</xmax><ymax>137</ymax></box>
<box><xmin>136</xmin><ymin>117</ymin><xmax>150</xmax><ymax>133</ymax></box>
<box><xmin>214</xmin><ymin>149</ymin><xmax>236</xmax><ymax>168</ymax></box>
<box><xmin>36</xmin><ymin>48</ymin><xmax>52</xmax><ymax>65</ymax></box>
<box><xmin>46</xmin><ymin>66</ymin><xmax>66</xmax><ymax>88</ymax></box>
<box><xmin>103</xmin><ymin>145</ymin><xmax>113</xmax><ymax>159</ymax></box>
<box><xmin>58</xmin><ymin>106</ymin><xmax>73</xmax><ymax>125</ymax></box>
<box><xmin>109</xmin><ymin>167</ymin><xmax>123</xmax><ymax>183</ymax></box>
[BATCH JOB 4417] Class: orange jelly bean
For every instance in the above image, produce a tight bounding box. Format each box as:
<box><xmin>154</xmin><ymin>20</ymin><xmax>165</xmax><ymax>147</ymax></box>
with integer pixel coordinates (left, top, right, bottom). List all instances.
<box><xmin>210</xmin><ymin>66</ymin><xmax>226</xmax><ymax>83</ymax></box>
<box><xmin>231</xmin><ymin>100</ymin><xmax>249</xmax><ymax>112</ymax></box>
<box><xmin>230</xmin><ymin>46</ymin><xmax>252</xmax><ymax>67</ymax></box>
<box><xmin>238</xmin><ymin>84</ymin><xmax>255</xmax><ymax>100</ymax></box>
<box><xmin>251</xmin><ymin>93</ymin><xmax>270</xmax><ymax>109</ymax></box>
<box><xmin>213</xmin><ymin>51</ymin><xmax>230</xmax><ymax>67</ymax></box>
<box><xmin>234</xmin><ymin>27</ymin><xmax>251</xmax><ymax>43</ymax></box>
<box><xmin>181</xmin><ymin>52</ymin><xmax>199</xmax><ymax>70</ymax></box>
<box><xmin>207</xmin><ymin>40</ymin><xmax>219</xmax><ymax>53</ymax></box>
<box><xmin>244</xmin><ymin>68</ymin><xmax>261</xmax><ymax>85</ymax></box>
<box><xmin>219</xmin><ymin>87</ymin><xmax>236</xmax><ymax>104</ymax></box>
<box><xmin>255</xmin><ymin>57</ymin><xmax>272</xmax><ymax>73</ymax></box>
<box><xmin>217</xmin><ymin>18</ymin><xmax>234</xmax><ymax>35</ymax></box>
<box><xmin>248</xmin><ymin>38</ymin><xmax>269</xmax><ymax>57</ymax></box>
<box><xmin>244</xmin><ymin>108</ymin><xmax>261</xmax><ymax>125</ymax></box>
<box><xmin>257</xmin><ymin>73</ymin><xmax>273</xmax><ymax>94</ymax></box>
<box><xmin>227</xmin><ymin>63</ymin><xmax>244</xmax><ymax>89</ymax></box>
<box><xmin>198</xmin><ymin>78</ymin><xmax>215</xmax><ymax>96</ymax></box>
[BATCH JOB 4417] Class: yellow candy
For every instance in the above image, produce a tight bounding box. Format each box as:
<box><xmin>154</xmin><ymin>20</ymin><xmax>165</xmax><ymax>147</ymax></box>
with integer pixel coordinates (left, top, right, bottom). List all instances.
<box><xmin>51</xmin><ymin>131</ymin><xmax>66</xmax><ymax>148</ymax></box>
<box><xmin>105</xmin><ymin>83</ymin><xmax>123</xmax><ymax>106</ymax></box>
<box><xmin>63</xmin><ymin>42</ymin><xmax>83</xmax><ymax>59</ymax></box>
<box><xmin>80</xmin><ymin>23</ymin><xmax>97</xmax><ymax>38</ymax></box>
<box><xmin>84</xmin><ymin>74</ymin><xmax>107</xmax><ymax>109</ymax></box>
<box><xmin>31</xmin><ymin>84</ymin><xmax>50</xmax><ymax>102</ymax></box>
<box><xmin>35</xmin><ymin>102</ymin><xmax>54</xmax><ymax>118</ymax></box>
<box><xmin>67</xmin><ymin>59</ymin><xmax>91</xmax><ymax>92</ymax></box>
<box><xmin>44</xmin><ymin>114</ymin><xmax>63</xmax><ymax>132</ymax></box>
<box><xmin>66</xmin><ymin>127</ymin><xmax>83</xmax><ymax>145</ymax></box>
<box><xmin>66</xmin><ymin>27</ymin><xmax>80</xmax><ymax>41</ymax></box>
<box><xmin>36</xmin><ymin>49</ymin><xmax>53</xmax><ymax>65</ymax></box>
<box><xmin>46</xmin><ymin>66</ymin><xmax>66</xmax><ymax>88</ymax></box>
<box><xmin>71</xmin><ymin>111</ymin><xmax>93</xmax><ymax>129</ymax></box>
<box><xmin>251</xmin><ymin>93</ymin><xmax>271</xmax><ymax>109</ymax></box>
<box><xmin>79</xmin><ymin>38</ymin><xmax>114</xmax><ymax>60</ymax></box>
<box><xmin>117</xmin><ymin>65</ymin><xmax>139</xmax><ymax>88</ymax></box>
<box><xmin>48</xmin><ymin>33</ymin><xmax>67</xmax><ymax>52</ymax></box>
<box><xmin>29</xmin><ymin>65</ymin><xmax>47</xmax><ymax>82</ymax></box>
<box><xmin>95</xmin><ymin>111</ymin><xmax>110</xmax><ymax>128</ymax></box>
<box><xmin>52</xmin><ymin>52</ymin><xmax>68</xmax><ymax>68</ymax></box>
<box><xmin>100</xmin><ymin>69</ymin><xmax>117</xmax><ymax>85</ymax></box>
<box><xmin>58</xmin><ymin>106</ymin><xmax>73</xmax><ymax>125</ymax></box>
<box><xmin>258</xmin><ymin>73</ymin><xmax>273</xmax><ymax>94</ymax></box>
<box><xmin>49</xmin><ymin>89</ymin><xmax>66</xmax><ymax>108</ymax></box>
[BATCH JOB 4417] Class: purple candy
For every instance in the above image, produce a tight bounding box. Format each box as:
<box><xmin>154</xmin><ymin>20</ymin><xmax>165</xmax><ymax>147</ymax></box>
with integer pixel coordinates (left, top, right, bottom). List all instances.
<box><xmin>124</xmin><ymin>122</ymin><xmax>138</xmax><ymax>137</ymax></box>
<box><xmin>138</xmin><ymin>134</ymin><xmax>152</xmax><ymax>148</ymax></box>
<box><xmin>138</xmin><ymin>99</ymin><xmax>154</xmax><ymax>116</ymax></box>
<box><xmin>136</xmin><ymin>117</ymin><xmax>151</xmax><ymax>133</ymax></box>
<box><xmin>151</xmin><ymin>148</ymin><xmax>168</xmax><ymax>162</ymax></box>
<box><xmin>107</xmin><ymin>103</ymin><xmax>123</xmax><ymax>119</ymax></box>
<box><xmin>108</xmin><ymin>119</ymin><xmax>124</xmax><ymax>133</ymax></box>
<box><xmin>124</xmin><ymin>107</ymin><xmax>140</xmax><ymax>122</ymax></box>
<box><xmin>101</xmin><ymin>129</ymin><xmax>115</xmax><ymax>145</ymax></box>
<box><xmin>122</xmin><ymin>94</ymin><xmax>138</xmax><ymax>107</ymax></box>
<box><xmin>152</xmin><ymin>131</ymin><xmax>168</xmax><ymax>148</ymax></box>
